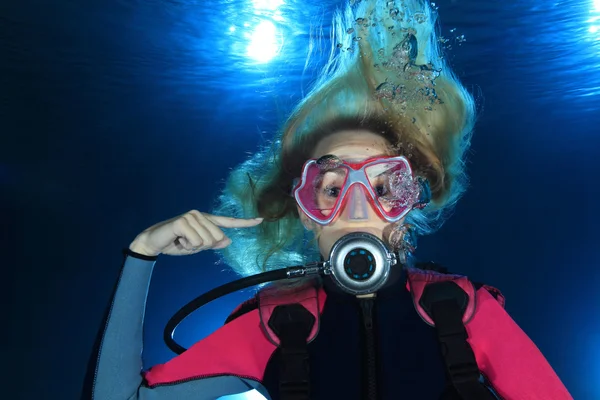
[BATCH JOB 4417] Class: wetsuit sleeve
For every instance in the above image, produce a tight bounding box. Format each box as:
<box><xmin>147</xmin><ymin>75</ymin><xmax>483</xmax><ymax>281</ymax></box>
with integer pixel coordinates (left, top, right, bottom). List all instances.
<box><xmin>85</xmin><ymin>254</ymin><xmax>155</xmax><ymax>399</ymax></box>
<box><xmin>82</xmin><ymin>253</ymin><xmax>272</xmax><ymax>400</ymax></box>
<box><xmin>469</xmin><ymin>288</ymin><xmax>573</xmax><ymax>400</ymax></box>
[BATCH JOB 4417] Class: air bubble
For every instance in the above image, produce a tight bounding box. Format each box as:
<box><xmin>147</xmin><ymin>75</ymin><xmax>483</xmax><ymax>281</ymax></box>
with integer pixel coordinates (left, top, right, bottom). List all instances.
<box><xmin>414</xmin><ymin>13</ymin><xmax>427</xmax><ymax>23</ymax></box>
<box><xmin>401</xmin><ymin>33</ymin><xmax>418</xmax><ymax>61</ymax></box>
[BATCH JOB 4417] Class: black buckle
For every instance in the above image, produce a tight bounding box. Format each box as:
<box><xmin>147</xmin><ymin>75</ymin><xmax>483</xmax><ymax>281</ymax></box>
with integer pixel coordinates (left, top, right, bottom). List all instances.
<box><xmin>437</xmin><ymin>328</ymin><xmax>481</xmax><ymax>384</ymax></box>
<box><xmin>268</xmin><ymin>304</ymin><xmax>315</xmax><ymax>400</ymax></box>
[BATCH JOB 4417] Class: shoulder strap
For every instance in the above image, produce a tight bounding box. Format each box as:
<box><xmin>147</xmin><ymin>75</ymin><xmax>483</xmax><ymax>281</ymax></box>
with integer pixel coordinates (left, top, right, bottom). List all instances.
<box><xmin>407</xmin><ymin>267</ymin><xmax>500</xmax><ymax>400</ymax></box>
<box><xmin>258</xmin><ymin>283</ymin><xmax>326</xmax><ymax>400</ymax></box>
<box><xmin>268</xmin><ymin>303</ymin><xmax>315</xmax><ymax>400</ymax></box>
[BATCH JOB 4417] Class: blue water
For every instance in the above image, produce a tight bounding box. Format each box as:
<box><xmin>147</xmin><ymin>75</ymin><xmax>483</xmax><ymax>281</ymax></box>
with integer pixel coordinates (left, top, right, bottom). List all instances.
<box><xmin>2</xmin><ymin>0</ymin><xmax>599</xmax><ymax>398</ymax></box>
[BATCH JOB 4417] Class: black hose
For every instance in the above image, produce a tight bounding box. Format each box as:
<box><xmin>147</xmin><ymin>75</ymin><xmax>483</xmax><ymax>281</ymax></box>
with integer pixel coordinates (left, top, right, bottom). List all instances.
<box><xmin>164</xmin><ymin>267</ymin><xmax>296</xmax><ymax>355</ymax></box>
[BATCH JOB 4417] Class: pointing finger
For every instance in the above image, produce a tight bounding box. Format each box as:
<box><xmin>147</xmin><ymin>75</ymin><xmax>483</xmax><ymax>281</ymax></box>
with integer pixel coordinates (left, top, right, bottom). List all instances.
<box><xmin>203</xmin><ymin>214</ymin><xmax>264</xmax><ymax>228</ymax></box>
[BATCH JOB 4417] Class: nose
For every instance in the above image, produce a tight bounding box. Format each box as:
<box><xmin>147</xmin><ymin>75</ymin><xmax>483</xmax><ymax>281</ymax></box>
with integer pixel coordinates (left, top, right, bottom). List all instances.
<box><xmin>342</xmin><ymin>184</ymin><xmax>373</xmax><ymax>222</ymax></box>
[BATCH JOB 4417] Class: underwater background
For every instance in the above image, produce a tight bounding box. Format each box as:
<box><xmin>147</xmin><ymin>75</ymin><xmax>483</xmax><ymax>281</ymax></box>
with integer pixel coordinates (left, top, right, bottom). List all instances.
<box><xmin>2</xmin><ymin>0</ymin><xmax>600</xmax><ymax>398</ymax></box>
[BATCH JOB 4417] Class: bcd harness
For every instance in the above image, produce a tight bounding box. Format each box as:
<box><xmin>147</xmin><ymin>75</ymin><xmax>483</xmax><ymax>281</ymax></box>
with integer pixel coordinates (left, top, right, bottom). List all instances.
<box><xmin>144</xmin><ymin>262</ymin><xmax>570</xmax><ymax>400</ymax></box>
<box><xmin>225</xmin><ymin>263</ymin><xmax>503</xmax><ymax>400</ymax></box>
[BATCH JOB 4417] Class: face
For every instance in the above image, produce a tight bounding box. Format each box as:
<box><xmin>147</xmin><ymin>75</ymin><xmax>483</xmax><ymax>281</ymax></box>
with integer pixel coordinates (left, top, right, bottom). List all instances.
<box><xmin>297</xmin><ymin>129</ymin><xmax>405</xmax><ymax>258</ymax></box>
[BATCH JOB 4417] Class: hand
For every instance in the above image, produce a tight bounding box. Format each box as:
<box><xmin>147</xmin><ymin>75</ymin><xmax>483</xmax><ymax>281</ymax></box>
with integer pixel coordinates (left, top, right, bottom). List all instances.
<box><xmin>128</xmin><ymin>210</ymin><xmax>263</xmax><ymax>257</ymax></box>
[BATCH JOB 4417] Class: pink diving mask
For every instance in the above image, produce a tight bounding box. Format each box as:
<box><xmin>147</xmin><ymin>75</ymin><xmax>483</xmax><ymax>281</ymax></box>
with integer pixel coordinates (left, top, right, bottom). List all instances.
<box><xmin>292</xmin><ymin>155</ymin><xmax>431</xmax><ymax>225</ymax></box>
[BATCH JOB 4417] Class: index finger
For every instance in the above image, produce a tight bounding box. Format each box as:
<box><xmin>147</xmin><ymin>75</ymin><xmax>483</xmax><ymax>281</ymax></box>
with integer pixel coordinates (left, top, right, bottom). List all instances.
<box><xmin>203</xmin><ymin>214</ymin><xmax>264</xmax><ymax>228</ymax></box>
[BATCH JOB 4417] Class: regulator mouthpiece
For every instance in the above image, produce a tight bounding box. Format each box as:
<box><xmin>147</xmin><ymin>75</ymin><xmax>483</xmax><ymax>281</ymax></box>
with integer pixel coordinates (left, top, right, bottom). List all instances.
<box><xmin>324</xmin><ymin>232</ymin><xmax>398</xmax><ymax>295</ymax></box>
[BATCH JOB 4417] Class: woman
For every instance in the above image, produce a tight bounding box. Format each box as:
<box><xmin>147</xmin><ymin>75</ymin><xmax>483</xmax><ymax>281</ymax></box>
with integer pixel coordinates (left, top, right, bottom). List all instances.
<box><xmin>85</xmin><ymin>0</ymin><xmax>572</xmax><ymax>399</ymax></box>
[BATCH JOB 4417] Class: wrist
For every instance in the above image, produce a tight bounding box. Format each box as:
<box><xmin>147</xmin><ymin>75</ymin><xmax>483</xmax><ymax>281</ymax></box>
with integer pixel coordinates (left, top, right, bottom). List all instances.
<box><xmin>129</xmin><ymin>234</ymin><xmax>159</xmax><ymax>257</ymax></box>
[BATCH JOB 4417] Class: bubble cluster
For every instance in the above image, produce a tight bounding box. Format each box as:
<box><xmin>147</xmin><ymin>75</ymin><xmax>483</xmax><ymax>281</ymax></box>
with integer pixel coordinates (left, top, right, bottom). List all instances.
<box><xmin>316</xmin><ymin>154</ymin><xmax>343</xmax><ymax>170</ymax></box>
<box><xmin>389</xmin><ymin>223</ymin><xmax>417</xmax><ymax>253</ymax></box>
<box><xmin>335</xmin><ymin>0</ymin><xmax>457</xmax><ymax>113</ymax></box>
<box><xmin>414</xmin><ymin>177</ymin><xmax>431</xmax><ymax>209</ymax></box>
<box><xmin>387</xmin><ymin>169</ymin><xmax>421</xmax><ymax>209</ymax></box>
<box><xmin>372</xmin><ymin>30</ymin><xmax>443</xmax><ymax>111</ymax></box>
<box><xmin>441</xmin><ymin>28</ymin><xmax>468</xmax><ymax>50</ymax></box>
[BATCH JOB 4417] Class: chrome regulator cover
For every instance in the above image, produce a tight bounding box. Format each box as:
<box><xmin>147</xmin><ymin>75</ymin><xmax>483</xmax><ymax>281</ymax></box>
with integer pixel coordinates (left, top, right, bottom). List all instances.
<box><xmin>324</xmin><ymin>232</ymin><xmax>398</xmax><ymax>295</ymax></box>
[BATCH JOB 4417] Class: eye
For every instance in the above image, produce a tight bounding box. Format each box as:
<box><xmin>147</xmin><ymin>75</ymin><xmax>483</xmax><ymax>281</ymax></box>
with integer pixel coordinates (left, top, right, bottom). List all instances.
<box><xmin>316</xmin><ymin>171</ymin><xmax>344</xmax><ymax>198</ymax></box>
<box><xmin>375</xmin><ymin>184</ymin><xmax>388</xmax><ymax>197</ymax></box>
<box><xmin>324</xmin><ymin>185</ymin><xmax>341</xmax><ymax>198</ymax></box>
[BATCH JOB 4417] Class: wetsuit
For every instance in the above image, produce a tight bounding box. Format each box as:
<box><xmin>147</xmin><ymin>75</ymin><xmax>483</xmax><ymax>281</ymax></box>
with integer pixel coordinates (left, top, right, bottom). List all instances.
<box><xmin>82</xmin><ymin>251</ymin><xmax>572</xmax><ymax>399</ymax></box>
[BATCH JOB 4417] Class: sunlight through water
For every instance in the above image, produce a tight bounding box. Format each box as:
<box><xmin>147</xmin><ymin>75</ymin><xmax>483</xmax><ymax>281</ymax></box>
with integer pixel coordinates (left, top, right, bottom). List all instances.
<box><xmin>589</xmin><ymin>0</ymin><xmax>600</xmax><ymax>35</ymax></box>
<box><xmin>245</xmin><ymin>20</ymin><xmax>283</xmax><ymax>63</ymax></box>
<box><xmin>233</xmin><ymin>0</ymin><xmax>285</xmax><ymax>63</ymax></box>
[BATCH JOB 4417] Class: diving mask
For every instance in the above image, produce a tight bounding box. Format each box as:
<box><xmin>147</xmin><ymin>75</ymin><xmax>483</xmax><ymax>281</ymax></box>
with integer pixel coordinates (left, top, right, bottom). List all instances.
<box><xmin>293</xmin><ymin>155</ymin><xmax>430</xmax><ymax>225</ymax></box>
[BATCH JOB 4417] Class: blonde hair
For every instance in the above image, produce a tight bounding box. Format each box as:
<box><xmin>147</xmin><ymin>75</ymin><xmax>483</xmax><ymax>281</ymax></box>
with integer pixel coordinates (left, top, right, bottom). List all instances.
<box><xmin>213</xmin><ymin>0</ymin><xmax>476</xmax><ymax>277</ymax></box>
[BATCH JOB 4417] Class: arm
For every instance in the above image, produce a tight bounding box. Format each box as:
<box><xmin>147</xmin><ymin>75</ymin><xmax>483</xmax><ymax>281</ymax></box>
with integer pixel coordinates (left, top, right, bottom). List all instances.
<box><xmin>82</xmin><ymin>210</ymin><xmax>266</xmax><ymax>400</ymax></box>
<box><xmin>469</xmin><ymin>288</ymin><xmax>573</xmax><ymax>400</ymax></box>
<box><xmin>82</xmin><ymin>251</ymin><xmax>272</xmax><ymax>400</ymax></box>
<box><xmin>82</xmin><ymin>251</ymin><xmax>156</xmax><ymax>400</ymax></box>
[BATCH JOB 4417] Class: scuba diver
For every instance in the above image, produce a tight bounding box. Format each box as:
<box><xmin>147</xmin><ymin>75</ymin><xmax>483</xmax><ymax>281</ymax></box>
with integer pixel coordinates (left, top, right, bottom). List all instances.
<box><xmin>83</xmin><ymin>0</ymin><xmax>573</xmax><ymax>399</ymax></box>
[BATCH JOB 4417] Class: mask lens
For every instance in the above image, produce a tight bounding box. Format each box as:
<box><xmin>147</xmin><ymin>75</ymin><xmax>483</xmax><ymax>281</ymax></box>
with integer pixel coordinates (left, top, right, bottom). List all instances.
<box><xmin>364</xmin><ymin>160</ymin><xmax>419</xmax><ymax>219</ymax></box>
<box><xmin>295</xmin><ymin>162</ymin><xmax>349</xmax><ymax>222</ymax></box>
